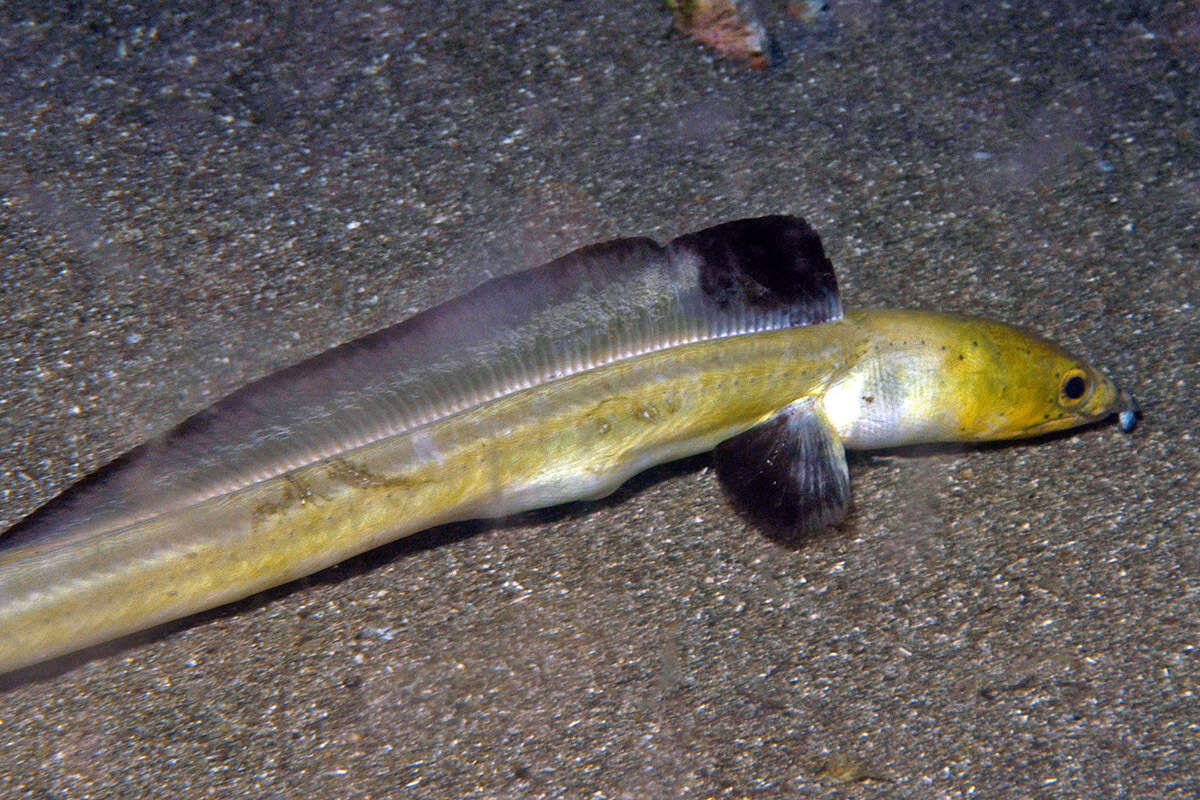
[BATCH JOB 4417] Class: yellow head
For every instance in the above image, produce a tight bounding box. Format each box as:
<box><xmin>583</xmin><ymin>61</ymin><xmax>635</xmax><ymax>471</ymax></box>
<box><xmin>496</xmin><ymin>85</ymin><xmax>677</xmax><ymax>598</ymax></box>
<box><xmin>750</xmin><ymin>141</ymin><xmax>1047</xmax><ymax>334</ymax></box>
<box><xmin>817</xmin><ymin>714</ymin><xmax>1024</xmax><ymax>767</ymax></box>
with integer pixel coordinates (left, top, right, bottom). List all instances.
<box><xmin>825</xmin><ymin>310</ymin><xmax>1138</xmax><ymax>449</ymax></box>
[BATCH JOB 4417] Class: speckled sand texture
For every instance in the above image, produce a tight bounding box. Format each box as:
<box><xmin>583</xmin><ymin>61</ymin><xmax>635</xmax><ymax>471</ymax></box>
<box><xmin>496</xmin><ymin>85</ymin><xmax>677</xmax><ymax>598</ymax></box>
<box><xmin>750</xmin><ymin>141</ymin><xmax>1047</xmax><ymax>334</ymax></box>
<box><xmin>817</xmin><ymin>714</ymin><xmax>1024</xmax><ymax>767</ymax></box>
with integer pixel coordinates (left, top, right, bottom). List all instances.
<box><xmin>0</xmin><ymin>2</ymin><xmax>1197</xmax><ymax>797</ymax></box>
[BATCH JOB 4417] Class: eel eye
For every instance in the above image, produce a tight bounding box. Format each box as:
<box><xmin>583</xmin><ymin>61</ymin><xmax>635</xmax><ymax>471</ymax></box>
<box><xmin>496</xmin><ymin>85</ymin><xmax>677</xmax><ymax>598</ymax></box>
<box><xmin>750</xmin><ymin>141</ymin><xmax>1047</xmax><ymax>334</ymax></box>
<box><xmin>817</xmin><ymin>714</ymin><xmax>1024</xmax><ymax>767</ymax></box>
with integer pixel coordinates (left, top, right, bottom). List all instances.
<box><xmin>1059</xmin><ymin>370</ymin><xmax>1089</xmax><ymax>405</ymax></box>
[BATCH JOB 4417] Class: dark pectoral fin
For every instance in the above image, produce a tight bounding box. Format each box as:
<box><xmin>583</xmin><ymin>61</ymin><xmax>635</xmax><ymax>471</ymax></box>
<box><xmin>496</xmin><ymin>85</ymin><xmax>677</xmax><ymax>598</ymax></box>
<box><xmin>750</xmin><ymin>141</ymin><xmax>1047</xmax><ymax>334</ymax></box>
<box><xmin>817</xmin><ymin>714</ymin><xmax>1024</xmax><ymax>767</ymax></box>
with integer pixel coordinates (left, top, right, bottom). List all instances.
<box><xmin>713</xmin><ymin>399</ymin><xmax>850</xmax><ymax>540</ymax></box>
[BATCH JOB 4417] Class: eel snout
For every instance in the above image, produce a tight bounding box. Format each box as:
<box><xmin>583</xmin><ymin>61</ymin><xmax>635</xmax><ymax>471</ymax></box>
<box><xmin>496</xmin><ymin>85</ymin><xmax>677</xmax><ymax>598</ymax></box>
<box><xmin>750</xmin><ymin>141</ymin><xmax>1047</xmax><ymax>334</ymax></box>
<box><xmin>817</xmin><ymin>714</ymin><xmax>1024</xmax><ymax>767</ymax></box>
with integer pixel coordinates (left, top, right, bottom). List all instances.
<box><xmin>1117</xmin><ymin>389</ymin><xmax>1140</xmax><ymax>433</ymax></box>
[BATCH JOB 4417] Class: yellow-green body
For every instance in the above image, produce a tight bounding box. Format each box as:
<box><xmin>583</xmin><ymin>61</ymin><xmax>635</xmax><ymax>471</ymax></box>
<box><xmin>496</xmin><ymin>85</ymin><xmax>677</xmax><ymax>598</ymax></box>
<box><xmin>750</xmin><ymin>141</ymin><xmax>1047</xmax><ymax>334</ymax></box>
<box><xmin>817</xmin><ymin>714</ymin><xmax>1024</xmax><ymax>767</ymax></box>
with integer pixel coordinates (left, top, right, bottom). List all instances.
<box><xmin>0</xmin><ymin>308</ymin><xmax>1128</xmax><ymax>674</ymax></box>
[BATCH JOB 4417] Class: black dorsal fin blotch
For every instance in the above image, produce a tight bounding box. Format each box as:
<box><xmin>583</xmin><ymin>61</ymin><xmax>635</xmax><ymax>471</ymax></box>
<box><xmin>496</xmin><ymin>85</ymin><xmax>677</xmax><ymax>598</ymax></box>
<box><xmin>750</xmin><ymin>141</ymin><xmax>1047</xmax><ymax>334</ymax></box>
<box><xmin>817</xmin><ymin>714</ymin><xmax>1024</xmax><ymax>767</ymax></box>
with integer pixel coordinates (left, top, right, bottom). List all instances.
<box><xmin>668</xmin><ymin>215</ymin><xmax>842</xmax><ymax>326</ymax></box>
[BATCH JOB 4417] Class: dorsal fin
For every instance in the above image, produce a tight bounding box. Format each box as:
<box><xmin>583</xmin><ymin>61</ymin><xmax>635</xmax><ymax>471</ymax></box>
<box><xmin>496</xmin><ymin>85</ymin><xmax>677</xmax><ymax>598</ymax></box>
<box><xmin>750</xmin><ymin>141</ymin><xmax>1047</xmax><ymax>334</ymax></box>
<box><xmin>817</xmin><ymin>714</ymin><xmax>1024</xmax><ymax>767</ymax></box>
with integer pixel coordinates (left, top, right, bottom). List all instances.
<box><xmin>670</xmin><ymin>215</ymin><xmax>842</xmax><ymax>326</ymax></box>
<box><xmin>5</xmin><ymin>216</ymin><xmax>842</xmax><ymax>551</ymax></box>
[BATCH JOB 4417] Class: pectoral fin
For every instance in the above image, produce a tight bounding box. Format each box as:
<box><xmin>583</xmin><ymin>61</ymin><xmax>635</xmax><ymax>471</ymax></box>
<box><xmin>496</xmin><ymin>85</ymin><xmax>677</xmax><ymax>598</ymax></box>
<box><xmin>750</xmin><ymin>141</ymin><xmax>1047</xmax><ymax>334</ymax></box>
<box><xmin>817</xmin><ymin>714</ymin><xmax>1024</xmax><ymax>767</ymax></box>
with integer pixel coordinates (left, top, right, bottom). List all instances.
<box><xmin>713</xmin><ymin>398</ymin><xmax>850</xmax><ymax>539</ymax></box>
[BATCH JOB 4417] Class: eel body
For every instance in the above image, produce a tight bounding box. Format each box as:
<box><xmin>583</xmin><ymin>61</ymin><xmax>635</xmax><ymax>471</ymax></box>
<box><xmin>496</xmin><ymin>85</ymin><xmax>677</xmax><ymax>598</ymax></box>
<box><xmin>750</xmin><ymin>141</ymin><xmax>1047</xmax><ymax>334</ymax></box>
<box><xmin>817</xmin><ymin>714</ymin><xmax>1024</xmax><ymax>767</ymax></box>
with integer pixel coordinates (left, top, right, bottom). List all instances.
<box><xmin>0</xmin><ymin>216</ymin><xmax>1137</xmax><ymax>674</ymax></box>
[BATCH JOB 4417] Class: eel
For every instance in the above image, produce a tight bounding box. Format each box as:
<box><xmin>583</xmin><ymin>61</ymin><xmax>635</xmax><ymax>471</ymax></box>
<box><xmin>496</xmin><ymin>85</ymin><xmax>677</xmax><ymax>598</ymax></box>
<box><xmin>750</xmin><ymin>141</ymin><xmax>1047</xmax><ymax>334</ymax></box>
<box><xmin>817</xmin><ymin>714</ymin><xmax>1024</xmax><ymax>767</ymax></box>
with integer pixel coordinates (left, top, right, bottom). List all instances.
<box><xmin>0</xmin><ymin>215</ymin><xmax>1138</xmax><ymax>675</ymax></box>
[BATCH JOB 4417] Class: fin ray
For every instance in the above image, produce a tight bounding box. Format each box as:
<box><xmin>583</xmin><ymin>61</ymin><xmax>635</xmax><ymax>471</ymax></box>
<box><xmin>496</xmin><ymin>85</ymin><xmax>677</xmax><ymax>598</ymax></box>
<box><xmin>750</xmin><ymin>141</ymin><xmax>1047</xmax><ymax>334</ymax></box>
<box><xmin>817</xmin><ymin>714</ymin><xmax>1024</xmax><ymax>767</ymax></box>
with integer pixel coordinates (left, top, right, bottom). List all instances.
<box><xmin>7</xmin><ymin>216</ymin><xmax>841</xmax><ymax>549</ymax></box>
